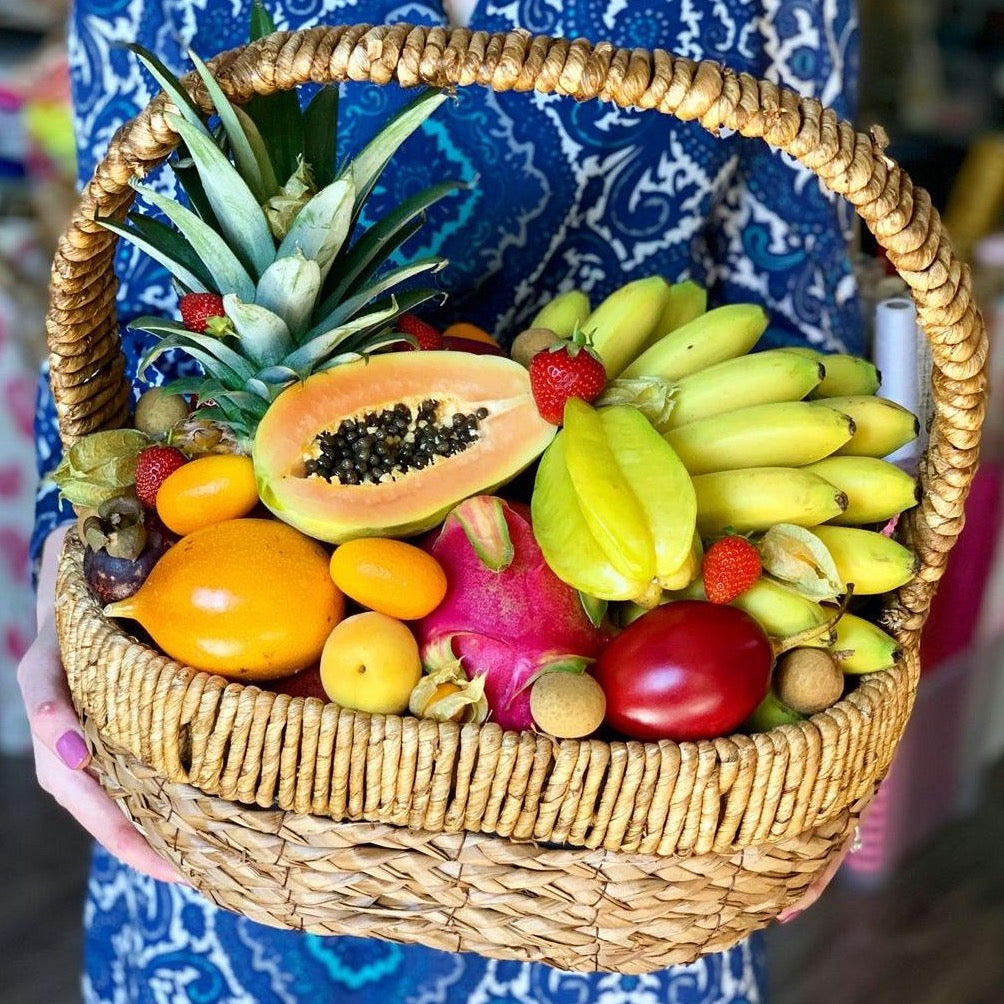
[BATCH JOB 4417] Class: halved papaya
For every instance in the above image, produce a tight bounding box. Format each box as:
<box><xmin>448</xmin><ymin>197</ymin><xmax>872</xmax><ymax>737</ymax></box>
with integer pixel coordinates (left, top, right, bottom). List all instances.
<box><xmin>253</xmin><ymin>352</ymin><xmax>556</xmax><ymax>543</ymax></box>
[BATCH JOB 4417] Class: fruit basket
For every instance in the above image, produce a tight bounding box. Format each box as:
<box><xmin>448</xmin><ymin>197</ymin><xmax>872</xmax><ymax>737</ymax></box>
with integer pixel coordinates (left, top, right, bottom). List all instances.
<box><xmin>48</xmin><ymin>23</ymin><xmax>986</xmax><ymax>974</ymax></box>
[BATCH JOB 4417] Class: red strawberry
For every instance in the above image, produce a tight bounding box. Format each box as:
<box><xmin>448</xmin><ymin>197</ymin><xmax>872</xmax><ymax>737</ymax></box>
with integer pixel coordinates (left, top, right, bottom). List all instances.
<box><xmin>134</xmin><ymin>445</ymin><xmax>189</xmax><ymax>509</ymax></box>
<box><xmin>179</xmin><ymin>292</ymin><xmax>226</xmax><ymax>334</ymax></box>
<box><xmin>528</xmin><ymin>332</ymin><xmax>608</xmax><ymax>425</ymax></box>
<box><xmin>702</xmin><ymin>535</ymin><xmax>762</xmax><ymax>604</ymax></box>
<box><xmin>397</xmin><ymin>313</ymin><xmax>444</xmax><ymax>351</ymax></box>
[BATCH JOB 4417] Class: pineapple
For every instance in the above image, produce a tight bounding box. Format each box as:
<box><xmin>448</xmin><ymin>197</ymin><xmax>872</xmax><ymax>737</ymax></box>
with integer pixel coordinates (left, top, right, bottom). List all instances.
<box><xmin>99</xmin><ymin>9</ymin><xmax>462</xmax><ymax>451</ymax></box>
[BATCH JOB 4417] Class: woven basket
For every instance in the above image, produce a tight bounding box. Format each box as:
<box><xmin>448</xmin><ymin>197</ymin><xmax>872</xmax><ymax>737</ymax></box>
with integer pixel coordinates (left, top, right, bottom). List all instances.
<box><xmin>49</xmin><ymin>24</ymin><xmax>987</xmax><ymax>974</ymax></box>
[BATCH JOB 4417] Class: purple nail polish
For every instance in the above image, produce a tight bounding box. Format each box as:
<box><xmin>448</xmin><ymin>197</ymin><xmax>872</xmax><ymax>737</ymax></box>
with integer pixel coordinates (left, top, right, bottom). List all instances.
<box><xmin>56</xmin><ymin>730</ymin><xmax>90</xmax><ymax>769</ymax></box>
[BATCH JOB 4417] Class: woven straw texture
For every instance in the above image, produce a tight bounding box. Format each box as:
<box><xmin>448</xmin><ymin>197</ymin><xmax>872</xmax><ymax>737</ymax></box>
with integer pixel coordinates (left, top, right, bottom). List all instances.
<box><xmin>50</xmin><ymin>24</ymin><xmax>986</xmax><ymax>973</ymax></box>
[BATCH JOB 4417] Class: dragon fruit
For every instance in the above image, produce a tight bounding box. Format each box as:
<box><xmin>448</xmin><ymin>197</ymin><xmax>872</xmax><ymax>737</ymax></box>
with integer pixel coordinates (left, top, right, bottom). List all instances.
<box><xmin>414</xmin><ymin>495</ymin><xmax>609</xmax><ymax>732</ymax></box>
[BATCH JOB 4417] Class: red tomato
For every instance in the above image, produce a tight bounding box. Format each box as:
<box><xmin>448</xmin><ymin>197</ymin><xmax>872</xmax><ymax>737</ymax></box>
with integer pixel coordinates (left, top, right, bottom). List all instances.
<box><xmin>592</xmin><ymin>601</ymin><xmax>772</xmax><ymax>742</ymax></box>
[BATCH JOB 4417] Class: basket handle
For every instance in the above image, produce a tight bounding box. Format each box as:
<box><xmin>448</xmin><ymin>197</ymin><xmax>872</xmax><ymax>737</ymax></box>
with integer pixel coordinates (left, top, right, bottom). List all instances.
<box><xmin>46</xmin><ymin>23</ymin><xmax>987</xmax><ymax>643</ymax></box>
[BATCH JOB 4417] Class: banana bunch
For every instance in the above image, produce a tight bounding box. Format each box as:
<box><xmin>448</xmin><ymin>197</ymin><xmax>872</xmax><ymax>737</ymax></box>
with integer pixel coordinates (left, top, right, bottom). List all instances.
<box><xmin>524</xmin><ymin>275</ymin><xmax>921</xmax><ymax>697</ymax></box>
<box><xmin>531</xmin><ymin>398</ymin><xmax>698</xmax><ymax>606</ymax></box>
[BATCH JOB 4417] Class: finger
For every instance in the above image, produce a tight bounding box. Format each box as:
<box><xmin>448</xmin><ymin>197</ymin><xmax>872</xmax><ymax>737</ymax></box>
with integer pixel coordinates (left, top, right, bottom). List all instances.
<box><xmin>34</xmin><ymin>740</ymin><xmax>188</xmax><ymax>885</ymax></box>
<box><xmin>777</xmin><ymin>836</ymin><xmax>853</xmax><ymax>923</ymax></box>
<box><xmin>17</xmin><ymin>616</ymin><xmax>91</xmax><ymax>770</ymax></box>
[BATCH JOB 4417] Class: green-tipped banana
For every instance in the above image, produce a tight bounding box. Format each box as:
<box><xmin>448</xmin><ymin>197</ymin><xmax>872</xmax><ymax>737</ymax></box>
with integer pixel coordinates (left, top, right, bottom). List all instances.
<box><xmin>532</xmin><ymin>432</ymin><xmax>641</xmax><ymax>601</ymax></box>
<box><xmin>731</xmin><ymin>577</ymin><xmax>835</xmax><ymax>645</ymax></box>
<box><xmin>599</xmin><ymin>405</ymin><xmax>698</xmax><ymax>587</ymax></box>
<box><xmin>744</xmin><ymin>689</ymin><xmax>806</xmax><ymax>732</ymax></box>
<box><xmin>650</xmin><ymin>279</ymin><xmax>708</xmax><ymax>346</ymax></box>
<box><xmin>692</xmin><ymin>467</ymin><xmax>848</xmax><ymax>536</ymax></box>
<box><xmin>829</xmin><ymin>611</ymin><xmax>900</xmax><ymax>674</ymax></box>
<box><xmin>817</xmin><ymin>395</ymin><xmax>919</xmax><ymax>458</ymax></box>
<box><xmin>805</xmin><ymin>353</ymin><xmax>881</xmax><ymax>397</ymax></box>
<box><xmin>807</xmin><ymin>525</ymin><xmax>918</xmax><ymax>595</ymax></box>
<box><xmin>583</xmin><ymin>276</ymin><xmax>673</xmax><ymax>377</ymax></box>
<box><xmin>531</xmin><ymin>289</ymin><xmax>591</xmax><ymax>338</ymax></box>
<box><xmin>562</xmin><ymin>398</ymin><xmax>655</xmax><ymax>581</ymax></box>
<box><xmin>621</xmin><ymin>303</ymin><xmax>768</xmax><ymax>381</ymax></box>
<box><xmin>802</xmin><ymin>456</ymin><xmax>920</xmax><ymax>525</ymax></box>
<box><xmin>666</xmin><ymin>348</ymin><xmax>824</xmax><ymax>428</ymax></box>
<box><xmin>665</xmin><ymin>401</ymin><xmax>855</xmax><ymax>475</ymax></box>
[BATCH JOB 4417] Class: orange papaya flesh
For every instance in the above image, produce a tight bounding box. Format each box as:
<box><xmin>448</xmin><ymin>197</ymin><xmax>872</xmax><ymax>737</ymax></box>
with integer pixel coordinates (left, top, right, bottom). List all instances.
<box><xmin>252</xmin><ymin>352</ymin><xmax>556</xmax><ymax>543</ymax></box>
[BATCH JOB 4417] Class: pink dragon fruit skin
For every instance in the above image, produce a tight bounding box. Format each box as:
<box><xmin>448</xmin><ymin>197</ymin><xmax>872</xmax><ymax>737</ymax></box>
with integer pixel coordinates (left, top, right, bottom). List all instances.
<box><xmin>415</xmin><ymin>495</ymin><xmax>609</xmax><ymax>732</ymax></box>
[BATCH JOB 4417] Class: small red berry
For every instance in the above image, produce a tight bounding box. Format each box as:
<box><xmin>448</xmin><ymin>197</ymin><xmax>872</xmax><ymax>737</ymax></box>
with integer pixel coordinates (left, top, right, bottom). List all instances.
<box><xmin>134</xmin><ymin>445</ymin><xmax>189</xmax><ymax>509</ymax></box>
<box><xmin>702</xmin><ymin>535</ymin><xmax>762</xmax><ymax>605</ymax></box>
<box><xmin>528</xmin><ymin>333</ymin><xmax>608</xmax><ymax>425</ymax></box>
<box><xmin>179</xmin><ymin>293</ymin><xmax>226</xmax><ymax>334</ymax></box>
<box><xmin>397</xmin><ymin>313</ymin><xmax>444</xmax><ymax>351</ymax></box>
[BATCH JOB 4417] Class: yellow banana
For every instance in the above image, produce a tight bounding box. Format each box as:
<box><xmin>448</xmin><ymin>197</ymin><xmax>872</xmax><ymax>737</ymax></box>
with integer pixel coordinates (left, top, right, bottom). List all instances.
<box><xmin>583</xmin><ymin>276</ymin><xmax>673</xmax><ymax>377</ymax></box>
<box><xmin>801</xmin><ymin>456</ymin><xmax>920</xmax><ymax>525</ymax></box>
<box><xmin>805</xmin><ymin>353</ymin><xmax>881</xmax><ymax>398</ymax></box>
<box><xmin>531</xmin><ymin>432</ymin><xmax>641</xmax><ymax>601</ymax></box>
<box><xmin>667</xmin><ymin>575</ymin><xmax>835</xmax><ymax>646</ymax></box>
<box><xmin>664</xmin><ymin>401</ymin><xmax>855</xmax><ymax>474</ymax></box>
<box><xmin>599</xmin><ymin>405</ymin><xmax>698</xmax><ymax>587</ymax></box>
<box><xmin>666</xmin><ymin>348</ymin><xmax>824</xmax><ymax>428</ymax></box>
<box><xmin>530</xmin><ymin>288</ymin><xmax>591</xmax><ymax>338</ymax></box>
<box><xmin>563</xmin><ymin>398</ymin><xmax>655</xmax><ymax>581</ymax></box>
<box><xmin>817</xmin><ymin>395</ymin><xmax>920</xmax><ymax>458</ymax></box>
<box><xmin>829</xmin><ymin>611</ymin><xmax>900</xmax><ymax>674</ymax></box>
<box><xmin>692</xmin><ymin>467</ymin><xmax>848</xmax><ymax>536</ymax></box>
<box><xmin>620</xmin><ymin>303</ymin><xmax>769</xmax><ymax>380</ymax></box>
<box><xmin>807</xmin><ymin>525</ymin><xmax>918</xmax><ymax>595</ymax></box>
<box><xmin>650</xmin><ymin>279</ymin><xmax>708</xmax><ymax>347</ymax></box>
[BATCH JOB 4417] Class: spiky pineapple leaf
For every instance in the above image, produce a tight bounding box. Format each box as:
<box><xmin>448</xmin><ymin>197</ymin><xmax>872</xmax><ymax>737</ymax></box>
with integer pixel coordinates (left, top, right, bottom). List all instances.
<box><xmin>131</xmin><ymin>181</ymin><xmax>256</xmax><ymax>301</ymax></box>
<box><xmin>223</xmin><ymin>295</ymin><xmax>293</xmax><ymax>367</ymax></box>
<box><xmin>303</xmin><ymin>86</ymin><xmax>340</xmax><ymax>189</ymax></box>
<box><xmin>131</xmin><ymin>321</ymin><xmax>255</xmax><ymax>384</ymax></box>
<box><xmin>318</xmin><ymin>179</ymin><xmax>464</xmax><ymax>312</ymax></box>
<box><xmin>255</xmin><ymin>253</ymin><xmax>321</xmax><ymax>340</ymax></box>
<box><xmin>342</xmin><ymin>89</ymin><xmax>449</xmax><ymax>225</ymax></box>
<box><xmin>255</xmin><ymin>364</ymin><xmax>304</xmax><ymax>386</ymax></box>
<box><xmin>167</xmin><ymin>147</ymin><xmax>219</xmax><ymax>228</ymax></box>
<box><xmin>96</xmin><ymin>216</ymin><xmax>212</xmax><ymax>294</ymax></box>
<box><xmin>276</xmin><ymin>176</ymin><xmax>354</xmax><ymax>283</ymax></box>
<box><xmin>282</xmin><ymin>299</ymin><xmax>404</xmax><ymax>371</ymax></box>
<box><xmin>306</xmin><ymin>256</ymin><xmax>446</xmax><ymax>340</ymax></box>
<box><xmin>243</xmin><ymin>2</ymin><xmax>303</xmax><ymax>185</ymax></box>
<box><xmin>168</xmin><ymin>113</ymin><xmax>276</xmax><ymax>278</ymax></box>
<box><xmin>139</xmin><ymin>337</ymin><xmax>249</xmax><ymax>389</ymax></box>
<box><xmin>189</xmin><ymin>50</ymin><xmax>278</xmax><ymax>203</ymax></box>
<box><xmin>123</xmin><ymin>214</ymin><xmax>216</xmax><ymax>292</ymax></box>
<box><xmin>128</xmin><ymin>44</ymin><xmax>206</xmax><ymax>132</ymax></box>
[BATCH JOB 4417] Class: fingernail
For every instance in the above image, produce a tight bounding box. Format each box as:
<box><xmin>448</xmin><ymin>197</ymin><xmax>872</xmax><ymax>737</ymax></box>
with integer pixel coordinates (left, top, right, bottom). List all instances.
<box><xmin>55</xmin><ymin>730</ymin><xmax>90</xmax><ymax>770</ymax></box>
<box><xmin>779</xmin><ymin>909</ymin><xmax>802</xmax><ymax>924</ymax></box>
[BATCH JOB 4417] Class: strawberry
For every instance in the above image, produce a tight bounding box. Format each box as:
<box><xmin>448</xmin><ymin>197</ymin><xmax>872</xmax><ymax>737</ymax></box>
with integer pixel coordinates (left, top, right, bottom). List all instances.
<box><xmin>528</xmin><ymin>331</ymin><xmax>608</xmax><ymax>425</ymax></box>
<box><xmin>702</xmin><ymin>535</ymin><xmax>762</xmax><ymax>605</ymax></box>
<box><xmin>179</xmin><ymin>292</ymin><xmax>226</xmax><ymax>334</ymax></box>
<box><xmin>134</xmin><ymin>445</ymin><xmax>189</xmax><ymax>509</ymax></box>
<box><xmin>397</xmin><ymin>313</ymin><xmax>444</xmax><ymax>351</ymax></box>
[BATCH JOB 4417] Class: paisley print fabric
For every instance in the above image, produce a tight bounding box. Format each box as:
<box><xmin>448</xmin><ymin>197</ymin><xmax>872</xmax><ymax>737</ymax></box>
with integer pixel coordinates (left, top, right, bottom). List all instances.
<box><xmin>33</xmin><ymin>1</ymin><xmax>859</xmax><ymax>999</ymax></box>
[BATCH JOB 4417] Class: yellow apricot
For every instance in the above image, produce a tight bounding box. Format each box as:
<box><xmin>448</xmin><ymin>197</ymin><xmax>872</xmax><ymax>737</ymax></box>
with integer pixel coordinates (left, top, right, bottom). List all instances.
<box><xmin>320</xmin><ymin>611</ymin><xmax>422</xmax><ymax>714</ymax></box>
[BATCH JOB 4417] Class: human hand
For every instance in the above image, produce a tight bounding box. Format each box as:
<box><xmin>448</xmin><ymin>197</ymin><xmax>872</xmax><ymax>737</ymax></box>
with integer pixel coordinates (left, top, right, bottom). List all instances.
<box><xmin>776</xmin><ymin>829</ymin><xmax>857</xmax><ymax>923</ymax></box>
<box><xmin>16</xmin><ymin>524</ymin><xmax>187</xmax><ymax>884</ymax></box>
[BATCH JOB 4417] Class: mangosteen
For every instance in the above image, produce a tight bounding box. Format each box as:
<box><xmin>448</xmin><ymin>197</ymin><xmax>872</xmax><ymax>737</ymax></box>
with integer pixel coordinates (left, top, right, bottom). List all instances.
<box><xmin>81</xmin><ymin>492</ymin><xmax>177</xmax><ymax>606</ymax></box>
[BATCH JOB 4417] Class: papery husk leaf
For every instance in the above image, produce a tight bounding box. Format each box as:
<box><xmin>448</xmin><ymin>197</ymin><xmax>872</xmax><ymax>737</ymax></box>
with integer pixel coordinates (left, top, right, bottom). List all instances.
<box><xmin>597</xmin><ymin>377</ymin><xmax>678</xmax><ymax>432</ymax></box>
<box><xmin>758</xmin><ymin>523</ymin><xmax>843</xmax><ymax>602</ymax></box>
<box><xmin>409</xmin><ymin>663</ymin><xmax>488</xmax><ymax>725</ymax></box>
<box><xmin>53</xmin><ymin>429</ymin><xmax>150</xmax><ymax>506</ymax></box>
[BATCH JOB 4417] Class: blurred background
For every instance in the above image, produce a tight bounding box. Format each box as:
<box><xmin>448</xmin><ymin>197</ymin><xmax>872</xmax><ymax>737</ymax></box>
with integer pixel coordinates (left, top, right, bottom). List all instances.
<box><xmin>0</xmin><ymin>1</ymin><xmax>1002</xmax><ymax>1001</ymax></box>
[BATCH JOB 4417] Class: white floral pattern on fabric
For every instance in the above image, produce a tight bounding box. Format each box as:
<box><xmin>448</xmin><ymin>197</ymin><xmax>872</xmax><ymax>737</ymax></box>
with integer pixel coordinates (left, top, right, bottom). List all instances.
<box><xmin>36</xmin><ymin>1</ymin><xmax>860</xmax><ymax>1000</ymax></box>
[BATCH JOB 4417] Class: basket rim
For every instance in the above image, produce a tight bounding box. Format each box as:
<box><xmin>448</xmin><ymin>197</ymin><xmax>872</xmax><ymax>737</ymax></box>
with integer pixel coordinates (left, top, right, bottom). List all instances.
<box><xmin>57</xmin><ymin>531</ymin><xmax>915</xmax><ymax>859</ymax></box>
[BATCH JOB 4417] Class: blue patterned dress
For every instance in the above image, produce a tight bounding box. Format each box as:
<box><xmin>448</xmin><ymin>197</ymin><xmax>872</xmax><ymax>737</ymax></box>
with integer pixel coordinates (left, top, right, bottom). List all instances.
<box><xmin>35</xmin><ymin>2</ymin><xmax>860</xmax><ymax>1001</ymax></box>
